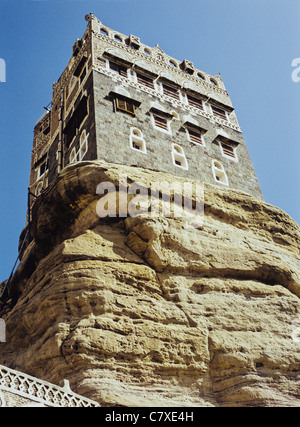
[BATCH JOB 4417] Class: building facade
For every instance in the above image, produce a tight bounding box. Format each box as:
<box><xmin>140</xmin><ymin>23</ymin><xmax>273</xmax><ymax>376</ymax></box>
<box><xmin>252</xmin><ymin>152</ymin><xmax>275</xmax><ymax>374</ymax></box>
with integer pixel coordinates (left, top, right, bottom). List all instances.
<box><xmin>29</xmin><ymin>13</ymin><xmax>263</xmax><ymax>205</ymax></box>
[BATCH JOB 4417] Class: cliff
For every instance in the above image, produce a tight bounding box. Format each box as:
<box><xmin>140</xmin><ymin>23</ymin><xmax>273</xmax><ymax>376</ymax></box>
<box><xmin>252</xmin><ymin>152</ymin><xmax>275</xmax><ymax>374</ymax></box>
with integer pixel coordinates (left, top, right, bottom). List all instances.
<box><xmin>0</xmin><ymin>160</ymin><xmax>299</xmax><ymax>407</ymax></box>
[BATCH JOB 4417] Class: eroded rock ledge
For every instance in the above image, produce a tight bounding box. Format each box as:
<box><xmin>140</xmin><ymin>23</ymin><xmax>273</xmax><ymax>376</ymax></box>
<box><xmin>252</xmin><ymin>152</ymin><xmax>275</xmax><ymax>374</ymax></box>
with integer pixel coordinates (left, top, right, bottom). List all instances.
<box><xmin>0</xmin><ymin>160</ymin><xmax>299</xmax><ymax>407</ymax></box>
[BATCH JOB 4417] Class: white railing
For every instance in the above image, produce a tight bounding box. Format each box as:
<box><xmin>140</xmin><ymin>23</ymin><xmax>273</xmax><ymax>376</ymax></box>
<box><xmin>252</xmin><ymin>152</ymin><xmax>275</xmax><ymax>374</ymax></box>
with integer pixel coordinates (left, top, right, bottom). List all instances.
<box><xmin>0</xmin><ymin>365</ymin><xmax>99</xmax><ymax>407</ymax></box>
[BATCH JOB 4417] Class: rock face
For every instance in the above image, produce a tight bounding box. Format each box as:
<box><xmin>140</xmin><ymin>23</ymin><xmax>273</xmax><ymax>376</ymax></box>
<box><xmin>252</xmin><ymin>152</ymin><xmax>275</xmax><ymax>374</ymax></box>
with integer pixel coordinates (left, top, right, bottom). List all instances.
<box><xmin>0</xmin><ymin>161</ymin><xmax>299</xmax><ymax>407</ymax></box>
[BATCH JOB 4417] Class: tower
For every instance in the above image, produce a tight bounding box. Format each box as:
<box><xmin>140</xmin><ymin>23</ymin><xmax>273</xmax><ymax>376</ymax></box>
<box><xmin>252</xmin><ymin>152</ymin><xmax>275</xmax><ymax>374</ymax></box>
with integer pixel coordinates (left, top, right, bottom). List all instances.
<box><xmin>29</xmin><ymin>13</ymin><xmax>263</xmax><ymax>206</ymax></box>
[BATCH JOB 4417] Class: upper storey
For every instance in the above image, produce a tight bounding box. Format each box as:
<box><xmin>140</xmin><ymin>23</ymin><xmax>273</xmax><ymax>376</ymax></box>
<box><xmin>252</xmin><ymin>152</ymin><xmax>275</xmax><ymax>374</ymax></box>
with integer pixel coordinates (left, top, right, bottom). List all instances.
<box><xmin>51</xmin><ymin>13</ymin><xmax>240</xmax><ymax>135</ymax></box>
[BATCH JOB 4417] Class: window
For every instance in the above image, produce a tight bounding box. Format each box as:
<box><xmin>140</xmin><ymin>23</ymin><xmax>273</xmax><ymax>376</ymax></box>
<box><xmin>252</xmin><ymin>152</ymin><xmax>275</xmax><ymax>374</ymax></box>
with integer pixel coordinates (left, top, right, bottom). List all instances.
<box><xmin>136</xmin><ymin>73</ymin><xmax>154</xmax><ymax>89</ymax></box>
<box><xmin>187</xmin><ymin>94</ymin><xmax>203</xmax><ymax>110</ymax></box>
<box><xmin>35</xmin><ymin>182</ymin><xmax>44</xmax><ymax>197</ymax></box>
<box><xmin>64</xmin><ymin>95</ymin><xmax>88</xmax><ymax>146</ymax></box>
<box><xmin>116</xmin><ymin>97</ymin><xmax>136</xmax><ymax>115</ymax></box>
<box><xmin>109</xmin><ymin>61</ymin><xmax>128</xmax><ymax>77</ymax></box>
<box><xmin>186</xmin><ymin>127</ymin><xmax>203</xmax><ymax>145</ymax></box>
<box><xmin>212</xmin><ymin>160</ymin><xmax>228</xmax><ymax>185</ymax></box>
<box><xmin>172</xmin><ymin>144</ymin><xmax>188</xmax><ymax>170</ymax></box>
<box><xmin>37</xmin><ymin>160</ymin><xmax>48</xmax><ymax>179</ymax></box>
<box><xmin>210</xmin><ymin>78</ymin><xmax>218</xmax><ymax>86</ymax></box>
<box><xmin>69</xmin><ymin>130</ymin><xmax>89</xmax><ymax>164</ymax></box>
<box><xmin>100</xmin><ymin>28</ymin><xmax>108</xmax><ymax>36</ymax></box>
<box><xmin>211</xmin><ymin>105</ymin><xmax>227</xmax><ymax>120</ymax></box>
<box><xmin>130</xmin><ymin>128</ymin><xmax>146</xmax><ymax>153</ymax></box>
<box><xmin>162</xmin><ymin>84</ymin><xmax>180</xmax><ymax>100</ymax></box>
<box><xmin>152</xmin><ymin>114</ymin><xmax>171</xmax><ymax>133</ymax></box>
<box><xmin>220</xmin><ymin>142</ymin><xmax>237</xmax><ymax>160</ymax></box>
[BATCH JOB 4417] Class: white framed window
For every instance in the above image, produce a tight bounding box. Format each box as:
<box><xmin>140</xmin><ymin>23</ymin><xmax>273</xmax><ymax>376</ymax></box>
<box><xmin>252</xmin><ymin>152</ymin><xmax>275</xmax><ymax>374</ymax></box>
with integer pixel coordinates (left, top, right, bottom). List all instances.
<box><xmin>187</xmin><ymin>94</ymin><xmax>204</xmax><ymax>111</ymax></box>
<box><xmin>37</xmin><ymin>160</ymin><xmax>48</xmax><ymax>180</ymax></box>
<box><xmin>172</xmin><ymin>144</ymin><xmax>188</xmax><ymax>170</ymax></box>
<box><xmin>151</xmin><ymin>113</ymin><xmax>172</xmax><ymax>135</ymax></box>
<box><xmin>211</xmin><ymin>105</ymin><xmax>228</xmax><ymax>121</ymax></box>
<box><xmin>219</xmin><ymin>141</ymin><xmax>238</xmax><ymax>161</ymax></box>
<box><xmin>69</xmin><ymin>130</ymin><xmax>89</xmax><ymax>164</ymax></box>
<box><xmin>212</xmin><ymin>160</ymin><xmax>228</xmax><ymax>185</ymax></box>
<box><xmin>186</xmin><ymin>127</ymin><xmax>205</xmax><ymax>146</ymax></box>
<box><xmin>109</xmin><ymin>61</ymin><xmax>129</xmax><ymax>78</ymax></box>
<box><xmin>130</xmin><ymin>128</ymin><xmax>146</xmax><ymax>153</ymax></box>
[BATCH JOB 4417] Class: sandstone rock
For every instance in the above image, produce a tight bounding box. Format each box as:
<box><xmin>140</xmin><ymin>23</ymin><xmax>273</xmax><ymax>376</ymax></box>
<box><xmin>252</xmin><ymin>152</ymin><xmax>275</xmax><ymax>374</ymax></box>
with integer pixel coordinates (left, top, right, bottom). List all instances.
<box><xmin>0</xmin><ymin>161</ymin><xmax>299</xmax><ymax>407</ymax></box>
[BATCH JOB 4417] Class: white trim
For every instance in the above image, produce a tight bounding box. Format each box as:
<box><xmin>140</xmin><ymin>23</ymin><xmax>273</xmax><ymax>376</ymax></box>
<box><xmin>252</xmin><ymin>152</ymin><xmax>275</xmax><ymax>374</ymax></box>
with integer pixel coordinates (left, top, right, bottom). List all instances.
<box><xmin>151</xmin><ymin>113</ymin><xmax>172</xmax><ymax>135</ymax></box>
<box><xmin>185</xmin><ymin>127</ymin><xmax>205</xmax><ymax>147</ymax></box>
<box><xmin>130</xmin><ymin>127</ymin><xmax>147</xmax><ymax>153</ymax></box>
<box><xmin>212</xmin><ymin>160</ymin><xmax>228</xmax><ymax>186</ymax></box>
<box><xmin>172</xmin><ymin>144</ymin><xmax>188</xmax><ymax>170</ymax></box>
<box><xmin>218</xmin><ymin>141</ymin><xmax>238</xmax><ymax>162</ymax></box>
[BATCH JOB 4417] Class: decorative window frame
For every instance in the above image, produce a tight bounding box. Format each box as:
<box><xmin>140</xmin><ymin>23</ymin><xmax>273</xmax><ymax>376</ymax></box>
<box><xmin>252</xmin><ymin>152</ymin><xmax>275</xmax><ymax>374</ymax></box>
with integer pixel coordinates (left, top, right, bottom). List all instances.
<box><xmin>129</xmin><ymin>128</ymin><xmax>147</xmax><ymax>154</ymax></box>
<box><xmin>218</xmin><ymin>140</ymin><xmax>238</xmax><ymax>162</ymax></box>
<box><xmin>151</xmin><ymin>113</ymin><xmax>172</xmax><ymax>135</ymax></box>
<box><xmin>185</xmin><ymin>126</ymin><xmax>205</xmax><ymax>147</ymax></box>
<box><xmin>210</xmin><ymin>105</ymin><xmax>229</xmax><ymax>121</ymax></box>
<box><xmin>172</xmin><ymin>144</ymin><xmax>188</xmax><ymax>170</ymax></box>
<box><xmin>212</xmin><ymin>160</ymin><xmax>228</xmax><ymax>186</ymax></box>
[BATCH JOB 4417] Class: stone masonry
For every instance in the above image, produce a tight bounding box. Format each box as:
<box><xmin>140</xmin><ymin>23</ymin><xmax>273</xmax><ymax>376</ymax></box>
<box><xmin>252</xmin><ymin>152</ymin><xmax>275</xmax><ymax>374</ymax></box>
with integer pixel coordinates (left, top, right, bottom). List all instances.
<box><xmin>28</xmin><ymin>13</ymin><xmax>263</xmax><ymax>210</ymax></box>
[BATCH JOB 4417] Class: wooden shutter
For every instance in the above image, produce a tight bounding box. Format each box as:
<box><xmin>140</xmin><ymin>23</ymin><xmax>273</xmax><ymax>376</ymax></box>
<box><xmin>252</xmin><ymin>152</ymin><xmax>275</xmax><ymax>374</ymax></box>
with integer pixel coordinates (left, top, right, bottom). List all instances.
<box><xmin>154</xmin><ymin>115</ymin><xmax>168</xmax><ymax>130</ymax></box>
<box><xmin>137</xmin><ymin>73</ymin><xmax>154</xmax><ymax>89</ymax></box>
<box><xmin>212</xmin><ymin>106</ymin><xmax>227</xmax><ymax>120</ymax></box>
<box><xmin>116</xmin><ymin>97</ymin><xmax>135</xmax><ymax>115</ymax></box>
<box><xmin>163</xmin><ymin>84</ymin><xmax>179</xmax><ymax>100</ymax></box>
<box><xmin>188</xmin><ymin>128</ymin><xmax>202</xmax><ymax>144</ymax></box>
<box><xmin>187</xmin><ymin>95</ymin><xmax>203</xmax><ymax>110</ymax></box>
<box><xmin>221</xmin><ymin>143</ymin><xmax>235</xmax><ymax>158</ymax></box>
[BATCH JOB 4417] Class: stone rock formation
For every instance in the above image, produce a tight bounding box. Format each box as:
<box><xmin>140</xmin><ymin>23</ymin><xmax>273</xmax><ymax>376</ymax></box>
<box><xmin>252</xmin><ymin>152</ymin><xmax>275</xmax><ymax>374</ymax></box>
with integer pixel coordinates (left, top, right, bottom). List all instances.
<box><xmin>0</xmin><ymin>160</ymin><xmax>299</xmax><ymax>407</ymax></box>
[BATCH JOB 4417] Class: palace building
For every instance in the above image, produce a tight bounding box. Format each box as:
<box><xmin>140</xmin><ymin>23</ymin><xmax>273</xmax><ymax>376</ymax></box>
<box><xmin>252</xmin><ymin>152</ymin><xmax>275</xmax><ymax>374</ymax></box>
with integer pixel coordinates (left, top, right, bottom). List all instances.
<box><xmin>29</xmin><ymin>13</ymin><xmax>263</xmax><ymax>204</ymax></box>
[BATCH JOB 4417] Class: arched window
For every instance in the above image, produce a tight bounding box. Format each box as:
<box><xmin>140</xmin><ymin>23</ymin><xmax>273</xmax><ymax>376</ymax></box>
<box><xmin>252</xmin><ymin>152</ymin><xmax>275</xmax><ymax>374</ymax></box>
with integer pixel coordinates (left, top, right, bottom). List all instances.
<box><xmin>114</xmin><ymin>34</ymin><xmax>122</xmax><ymax>43</ymax></box>
<box><xmin>100</xmin><ymin>28</ymin><xmax>108</xmax><ymax>36</ymax></box>
<box><xmin>35</xmin><ymin>181</ymin><xmax>44</xmax><ymax>196</ymax></box>
<box><xmin>212</xmin><ymin>160</ymin><xmax>228</xmax><ymax>185</ymax></box>
<box><xmin>130</xmin><ymin>127</ymin><xmax>146</xmax><ymax>153</ymax></box>
<box><xmin>172</xmin><ymin>144</ymin><xmax>188</xmax><ymax>170</ymax></box>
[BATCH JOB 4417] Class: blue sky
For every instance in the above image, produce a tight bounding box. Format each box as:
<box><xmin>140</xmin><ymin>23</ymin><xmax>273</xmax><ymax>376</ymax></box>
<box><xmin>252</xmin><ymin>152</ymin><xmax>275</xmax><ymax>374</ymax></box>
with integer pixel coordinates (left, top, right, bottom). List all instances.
<box><xmin>0</xmin><ymin>0</ymin><xmax>299</xmax><ymax>283</ymax></box>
